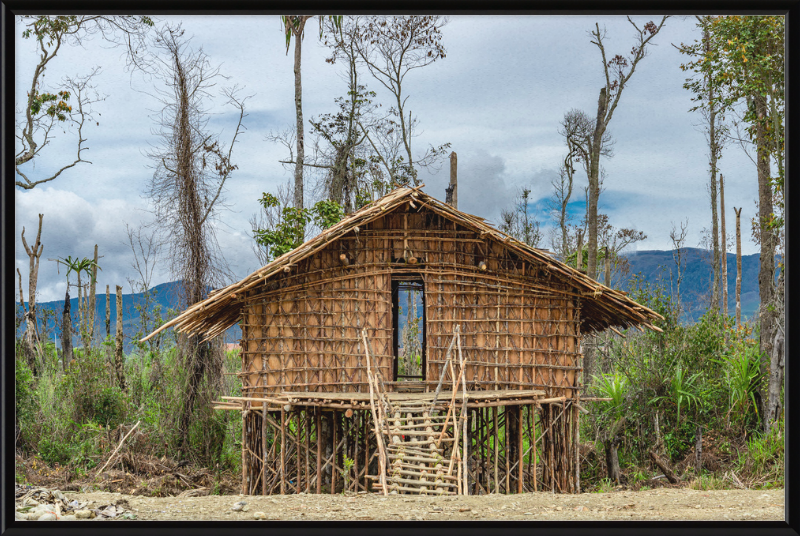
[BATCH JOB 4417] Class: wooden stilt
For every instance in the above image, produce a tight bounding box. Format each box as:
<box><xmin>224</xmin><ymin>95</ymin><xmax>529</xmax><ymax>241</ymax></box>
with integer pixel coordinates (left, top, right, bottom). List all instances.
<box><xmin>532</xmin><ymin>406</ymin><xmax>538</xmax><ymax>491</ymax></box>
<box><xmin>280</xmin><ymin>408</ymin><xmax>286</xmax><ymax>494</ymax></box>
<box><xmin>518</xmin><ymin>405</ymin><xmax>524</xmax><ymax>494</ymax></box>
<box><xmin>331</xmin><ymin>411</ymin><xmax>338</xmax><ymax>494</ymax></box>
<box><xmin>295</xmin><ymin>411</ymin><xmax>301</xmax><ymax>494</ymax></box>
<box><xmin>316</xmin><ymin>408</ymin><xmax>322</xmax><ymax>494</ymax></box>
<box><xmin>354</xmin><ymin>411</ymin><xmax>360</xmax><ymax>493</ymax></box>
<box><xmin>262</xmin><ymin>405</ymin><xmax>267</xmax><ymax>495</ymax></box>
<box><xmin>492</xmin><ymin>406</ymin><xmax>500</xmax><ymax>493</ymax></box>
<box><xmin>504</xmin><ymin>407</ymin><xmax>510</xmax><ymax>494</ymax></box>
<box><xmin>305</xmin><ymin>410</ymin><xmax>311</xmax><ymax>492</ymax></box>
<box><xmin>242</xmin><ymin>405</ymin><xmax>247</xmax><ymax>495</ymax></box>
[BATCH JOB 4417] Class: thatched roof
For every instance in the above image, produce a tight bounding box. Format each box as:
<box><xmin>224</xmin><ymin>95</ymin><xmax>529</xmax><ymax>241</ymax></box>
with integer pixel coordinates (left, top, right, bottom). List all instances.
<box><xmin>142</xmin><ymin>187</ymin><xmax>662</xmax><ymax>343</ymax></box>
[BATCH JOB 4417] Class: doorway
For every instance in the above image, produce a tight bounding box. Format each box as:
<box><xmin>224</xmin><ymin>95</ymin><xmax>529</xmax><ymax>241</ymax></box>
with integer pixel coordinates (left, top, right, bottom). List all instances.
<box><xmin>392</xmin><ymin>277</ymin><xmax>425</xmax><ymax>382</ymax></box>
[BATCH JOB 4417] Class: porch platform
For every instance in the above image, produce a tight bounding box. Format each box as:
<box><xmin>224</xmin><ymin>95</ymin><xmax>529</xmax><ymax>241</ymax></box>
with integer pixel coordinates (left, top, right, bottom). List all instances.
<box><xmin>215</xmin><ymin>388</ymin><xmax>569</xmax><ymax>412</ymax></box>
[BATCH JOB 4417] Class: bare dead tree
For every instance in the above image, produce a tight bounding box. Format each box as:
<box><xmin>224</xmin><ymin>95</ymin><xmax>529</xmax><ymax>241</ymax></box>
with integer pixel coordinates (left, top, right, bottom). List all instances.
<box><xmin>15</xmin><ymin>15</ymin><xmax>154</xmax><ymax>190</ymax></box>
<box><xmin>584</xmin><ymin>16</ymin><xmax>668</xmax><ymax>281</ymax></box>
<box><xmin>18</xmin><ymin>214</ymin><xmax>45</xmax><ymax>371</ymax></box>
<box><xmin>670</xmin><ymin>219</ymin><xmax>689</xmax><ymax>318</ymax></box>
<box><xmin>352</xmin><ymin>15</ymin><xmax>451</xmax><ymax>186</ymax></box>
<box><xmin>126</xmin><ymin>223</ymin><xmax>165</xmax><ymax>354</ymax></box>
<box><xmin>145</xmin><ymin>24</ymin><xmax>248</xmax><ymax>456</ymax></box>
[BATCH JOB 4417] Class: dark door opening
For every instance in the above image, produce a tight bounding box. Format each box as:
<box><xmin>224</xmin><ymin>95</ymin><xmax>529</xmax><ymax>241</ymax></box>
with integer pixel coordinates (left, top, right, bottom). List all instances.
<box><xmin>392</xmin><ymin>278</ymin><xmax>425</xmax><ymax>382</ymax></box>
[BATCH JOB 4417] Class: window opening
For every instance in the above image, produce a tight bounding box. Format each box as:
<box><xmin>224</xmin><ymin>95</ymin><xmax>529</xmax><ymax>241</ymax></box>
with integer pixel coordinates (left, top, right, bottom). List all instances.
<box><xmin>392</xmin><ymin>278</ymin><xmax>425</xmax><ymax>381</ymax></box>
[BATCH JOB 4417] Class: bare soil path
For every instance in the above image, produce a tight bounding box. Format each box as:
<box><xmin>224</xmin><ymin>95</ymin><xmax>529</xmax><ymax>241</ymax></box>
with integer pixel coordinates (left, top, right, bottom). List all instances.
<box><xmin>64</xmin><ymin>488</ymin><xmax>783</xmax><ymax>521</ymax></box>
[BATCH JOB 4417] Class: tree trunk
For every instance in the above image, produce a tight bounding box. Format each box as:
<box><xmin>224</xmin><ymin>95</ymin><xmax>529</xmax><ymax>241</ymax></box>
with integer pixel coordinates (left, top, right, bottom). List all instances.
<box><xmin>705</xmin><ymin>24</ymin><xmax>721</xmax><ymax>314</ymax></box>
<box><xmin>735</xmin><ymin>207</ymin><xmax>743</xmax><ymax>329</ymax></box>
<box><xmin>605</xmin><ymin>436</ymin><xmax>621</xmax><ymax>484</ymax></box>
<box><xmin>586</xmin><ymin>88</ymin><xmax>607</xmax><ymax>281</ymax></box>
<box><xmin>649</xmin><ymin>449</ymin><xmax>679</xmax><ymax>484</ymax></box>
<box><xmin>604</xmin><ymin>246</ymin><xmax>611</xmax><ymax>287</ymax></box>
<box><xmin>115</xmin><ymin>285</ymin><xmax>126</xmax><ymax>392</ymax></box>
<box><xmin>292</xmin><ymin>17</ymin><xmax>308</xmax><ymax>212</ymax></box>
<box><xmin>720</xmin><ymin>175</ymin><xmax>728</xmax><ymax>317</ymax></box>
<box><xmin>88</xmin><ymin>244</ymin><xmax>98</xmax><ymax>348</ymax></box>
<box><xmin>61</xmin><ymin>285</ymin><xmax>73</xmax><ymax>370</ymax></box>
<box><xmin>754</xmin><ymin>93</ymin><xmax>775</xmax><ymax>424</ymax></box>
<box><xmin>21</xmin><ymin>214</ymin><xmax>44</xmax><ymax>370</ymax></box>
<box><xmin>764</xmin><ymin>268</ymin><xmax>784</xmax><ymax>430</ymax></box>
<box><xmin>106</xmin><ymin>284</ymin><xmax>111</xmax><ymax>338</ymax></box>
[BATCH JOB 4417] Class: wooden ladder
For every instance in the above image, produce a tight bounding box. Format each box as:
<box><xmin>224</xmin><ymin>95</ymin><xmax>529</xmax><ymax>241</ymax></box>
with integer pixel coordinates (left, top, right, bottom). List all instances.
<box><xmin>363</xmin><ymin>327</ymin><xmax>469</xmax><ymax>495</ymax></box>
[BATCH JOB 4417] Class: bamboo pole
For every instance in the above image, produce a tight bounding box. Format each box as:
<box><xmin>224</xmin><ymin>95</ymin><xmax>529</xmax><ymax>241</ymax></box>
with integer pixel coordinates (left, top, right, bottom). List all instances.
<box><xmin>518</xmin><ymin>405</ymin><xmax>524</xmax><ymax>494</ymax></box>
<box><xmin>456</xmin><ymin>331</ymin><xmax>469</xmax><ymax>495</ymax></box>
<box><xmin>262</xmin><ymin>405</ymin><xmax>267</xmax><ymax>495</ymax></box>
<box><xmin>331</xmin><ymin>411</ymin><xmax>337</xmax><ymax>495</ymax></box>
<box><xmin>493</xmin><ymin>406</ymin><xmax>499</xmax><ymax>493</ymax></box>
<box><xmin>362</xmin><ymin>329</ymin><xmax>388</xmax><ymax>496</ymax></box>
<box><xmin>316</xmin><ymin>409</ymin><xmax>322</xmax><ymax>494</ymax></box>
<box><xmin>280</xmin><ymin>408</ymin><xmax>286</xmax><ymax>494</ymax></box>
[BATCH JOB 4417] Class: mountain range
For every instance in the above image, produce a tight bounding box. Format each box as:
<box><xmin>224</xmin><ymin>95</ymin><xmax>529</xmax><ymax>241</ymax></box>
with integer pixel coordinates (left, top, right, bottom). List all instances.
<box><xmin>19</xmin><ymin>248</ymin><xmax>771</xmax><ymax>352</ymax></box>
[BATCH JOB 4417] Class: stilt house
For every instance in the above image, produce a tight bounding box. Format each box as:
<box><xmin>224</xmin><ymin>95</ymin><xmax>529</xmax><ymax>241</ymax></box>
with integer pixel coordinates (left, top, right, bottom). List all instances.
<box><xmin>146</xmin><ymin>187</ymin><xmax>662</xmax><ymax>496</ymax></box>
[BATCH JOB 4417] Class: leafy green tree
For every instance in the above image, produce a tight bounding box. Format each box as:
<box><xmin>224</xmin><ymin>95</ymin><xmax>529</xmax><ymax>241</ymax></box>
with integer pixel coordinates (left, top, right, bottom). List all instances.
<box><xmin>252</xmin><ymin>192</ymin><xmax>344</xmax><ymax>263</ymax></box>
<box><xmin>679</xmin><ymin>15</ymin><xmax>784</xmax><ymax>430</ymax></box>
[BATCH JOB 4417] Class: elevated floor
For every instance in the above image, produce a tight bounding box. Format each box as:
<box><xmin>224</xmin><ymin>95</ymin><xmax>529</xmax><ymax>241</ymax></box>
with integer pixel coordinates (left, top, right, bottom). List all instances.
<box><xmin>215</xmin><ymin>388</ymin><xmax>573</xmax><ymax>412</ymax></box>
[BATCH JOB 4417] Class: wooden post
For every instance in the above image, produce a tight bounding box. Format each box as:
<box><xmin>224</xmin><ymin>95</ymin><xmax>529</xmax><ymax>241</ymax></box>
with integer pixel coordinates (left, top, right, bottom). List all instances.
<box><xmin>518</xmin><ymin>405</ymin><xmax>524</xmax><ymax>494</ymax></box>
<box><xmin>532</xmin><ymin>406</ymin><xmax>538</xmax><ymax>492</ymax></box>
<box><xmin>242</xmin><ymin>406</ymin><xmax>248</xmax><ymax>495</ymax></box>
<box><xmin>353</xmin><ymin>411</ymin><xmax>359</xmax><ymax>493</ymax></box>
<box><xmin>604</xmin><ymin>246</ymin><xmax>611</xmax><ymax>287</ymax></box>
<box><xmin>262</xmin><ymin>405</ymin><xmax>267</xmax><ymax>495</ymax></box>
<box><xmin>305</xmin><ymin>410</ymin><xmax>311</xmax><ymax>492</ymax></box>
<box><xmin>280</xmin><ymin>408</ymin><xmax>286</xmax><ymax>494</ymax></box>
<box><xmin>574</xmin><ymin>404</ymin><xmax>580</xmax><ymax>493</ymax></box>
<box><xmin>504</xmin><ymin>407</ymin><xmax>510</xmax><ymax>494</ymax></box>
<box><xmin>449</xmin><ymin>151</ymin><xmax>458</xmax><ymax>209</ymax></box>
<box><xmin>575</xmin><ymin>230</ymin><xmax>583</xmax><ymax>271</ymax></box>
<box><xmin>316</xmin><ymin>408</ymin><xmax>322</xmax><ymax>494</ymax></box>
<box><xmin>548</xmin><ymin>404</ymin><xmax>554</xmax><ymax>491</ymax></box>
<box><xmin>493</xmin><ymin>406</ymin><xmax>499</xmax><ymax>492</ymax></box>
<box><xmin>331</xmin><ymin>411</ymin><xmax>337</xmax><ymax>495</ymax></box>
<box><xmin>295</xmin><ymin>411</ymin><xmax>301</xmax><ymax>494</ymax></box>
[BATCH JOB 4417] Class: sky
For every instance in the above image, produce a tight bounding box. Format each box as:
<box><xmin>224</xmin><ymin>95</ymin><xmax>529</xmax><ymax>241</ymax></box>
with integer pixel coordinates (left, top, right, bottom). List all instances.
<box><xmin>14</xmin><ymin>15</ymin><xmax>769</xmax><ymax>303</ymax></box>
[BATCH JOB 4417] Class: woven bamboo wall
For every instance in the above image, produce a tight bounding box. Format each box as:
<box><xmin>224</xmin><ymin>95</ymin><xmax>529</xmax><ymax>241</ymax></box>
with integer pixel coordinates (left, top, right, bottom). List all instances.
<box><xmin>239</xmin><ymin>205</ymin><xmax>581</xmax><ymax>397</ymax></box>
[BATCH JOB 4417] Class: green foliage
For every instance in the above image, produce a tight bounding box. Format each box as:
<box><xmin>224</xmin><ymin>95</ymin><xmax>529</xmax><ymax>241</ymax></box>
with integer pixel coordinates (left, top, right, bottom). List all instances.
<box><xmin>717</xmin><ymin>337</ymin><xmax>763</xmax><ymax>428</ymax></box>
<box><xmin>592</xmin><ymin>373</ymin><xmax>628</xmax><ymax>420</ymax></box>
<box><xmin>654</xmin><ymin>364</ymin><xmax>704</xmax><ymax>425</ymax></box>
<box><xmin>581</xmin><ymin>272</ymin><xmax>779</xmax><ymax>489</ymax></box>
<box><xmin>15</xmin><ymin>358</ymin><xmax>36</xmax><ymax>426</ymax></box>
<box><xmin>679</xmin><ymin>15</ymin><xmax>784</xmax><ymax>226</ymax></box>
<box><xmin>29</xmin><ymin>90</ymin><xmax>72</xmax><ymax>121</ymax></box>
<box><xmin>252</xmin><ymin>192</ymin><xmax>345</xmax><ymax>262</ymax></box>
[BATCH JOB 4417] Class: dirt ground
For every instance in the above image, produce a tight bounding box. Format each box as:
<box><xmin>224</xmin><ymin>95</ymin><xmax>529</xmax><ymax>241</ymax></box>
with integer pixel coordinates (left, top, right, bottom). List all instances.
<box><xmin>62</xmin><ymin>488</ymin><xmax>784</xmax><ymax>521</ymax></box>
